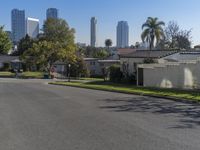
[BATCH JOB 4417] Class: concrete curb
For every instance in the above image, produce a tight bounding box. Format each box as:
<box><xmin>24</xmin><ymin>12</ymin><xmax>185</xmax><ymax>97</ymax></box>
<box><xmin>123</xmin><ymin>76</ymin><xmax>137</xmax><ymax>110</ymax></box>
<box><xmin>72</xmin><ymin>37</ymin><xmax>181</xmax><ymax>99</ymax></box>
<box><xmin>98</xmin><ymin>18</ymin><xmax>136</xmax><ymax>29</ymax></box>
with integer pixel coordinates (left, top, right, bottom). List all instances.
<box><xmin>49</xmin><ymin>82</ymin><xmax>200</xmax><ymax>105</ymax></box>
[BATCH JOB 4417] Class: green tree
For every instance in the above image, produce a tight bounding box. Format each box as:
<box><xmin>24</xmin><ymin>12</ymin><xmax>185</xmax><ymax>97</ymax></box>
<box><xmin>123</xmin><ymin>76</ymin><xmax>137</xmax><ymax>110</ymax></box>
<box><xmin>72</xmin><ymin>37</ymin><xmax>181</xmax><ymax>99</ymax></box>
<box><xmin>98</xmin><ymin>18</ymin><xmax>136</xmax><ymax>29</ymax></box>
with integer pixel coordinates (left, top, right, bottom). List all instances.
<box><xmin>43</xmin><ymin>18</ymin><xmax>75</xmax><ymax>44</ymax></box>
<box><xmin>83</xmin><ymin>46</ymin><xmax>97</xmax><ymax>57</ymax></box>
<box><xmin>0</xmin><ymin>26</ymin><xmax>12</xmax><ymax>54</ymax></box>
<box><xmin>141</xmin><ymin>17</ymin><xmax>165</xmax><ymax>50</ymax></box>
<box><xmin>105</xmin><ymin>39</ymin><xmax>112</xmax><ymax>49</ymax></box>
<box><xmin>93</xmin><ymin>49</ymin><xmax>109</xmax><ymax>59</ymax></box>
<box><xmin>23</xmin><ymin>18</ymin><xmax>77</xmax><ymax>71</ymax></box>
<box><xmin>12</xmin><ymin>34</ymin><xmax>34</xmax><ymax>56</ymax></box>
<box><xmin>135</xmin><ymin>42</ymin><xmax>140</xmax><ymax>48</ymax></box>
<box><xmin>70</xmin><ymin>57</ymin><xmax>89</xmax><ymax>77</ymax></box>
<box><xmin>22</xmin><ymin>41</ymin><xmax>51</xmax><ymax>70</ymax></box>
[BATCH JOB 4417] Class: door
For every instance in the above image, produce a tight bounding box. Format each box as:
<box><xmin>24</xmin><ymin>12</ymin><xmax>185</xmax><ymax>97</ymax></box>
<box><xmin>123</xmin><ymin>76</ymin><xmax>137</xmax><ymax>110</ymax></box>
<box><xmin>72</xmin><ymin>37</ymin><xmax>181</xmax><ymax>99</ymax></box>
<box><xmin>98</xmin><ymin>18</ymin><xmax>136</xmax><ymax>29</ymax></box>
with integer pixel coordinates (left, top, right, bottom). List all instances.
<box><xmin>138</xmin><ymin>68</ymin><xmax>144</xmax><ymax>86</ymax></box>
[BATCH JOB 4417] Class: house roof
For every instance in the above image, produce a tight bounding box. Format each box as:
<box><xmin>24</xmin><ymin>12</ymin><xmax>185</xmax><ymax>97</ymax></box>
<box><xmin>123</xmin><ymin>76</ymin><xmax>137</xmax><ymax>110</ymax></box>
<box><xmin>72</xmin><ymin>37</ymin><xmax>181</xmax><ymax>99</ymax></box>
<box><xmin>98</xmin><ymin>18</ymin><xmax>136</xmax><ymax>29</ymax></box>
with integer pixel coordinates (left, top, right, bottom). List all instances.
<box><xmin>120</xmin><ymin>50</ymin><xmax>178</xmax><ymax>59</ymax></box>
<box><xmin>98</xmin><ymin>60</ymin><xmax>120</xmax><ymax>63</ymax></box>
<box><xmin>117</xmin><ymin>48</ymin><xmax>136</xmax><ymax>55</ymax></box>
<box><xmin>84</xmin><ymin>58</ymin><xmax>99</xmax><ymax>61</ymax></box>
<box><xmin>0</xmin><ymin>55</ymin><xmax>19</xmax><ymax>63</ymax></box>
<box><xmin>138</xmin><ymin>61</ymin><xmax>197</xmax><ymax>69</ymax></box>
<box><xmin>163</xmin><ymin>50</ymin><xmax>200</xmax><ymax>62</ymax></box>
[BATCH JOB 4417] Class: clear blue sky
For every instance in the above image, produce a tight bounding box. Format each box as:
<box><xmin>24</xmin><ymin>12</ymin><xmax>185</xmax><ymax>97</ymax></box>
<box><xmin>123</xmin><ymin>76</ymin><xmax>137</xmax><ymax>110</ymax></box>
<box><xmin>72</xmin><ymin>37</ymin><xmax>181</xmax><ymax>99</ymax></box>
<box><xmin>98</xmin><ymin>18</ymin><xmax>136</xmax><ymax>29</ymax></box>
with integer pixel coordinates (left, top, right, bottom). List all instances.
<box><xmin>0</xmin><ymin>0</ymin><xmax>200</xmax><ymax>46</ymax></box>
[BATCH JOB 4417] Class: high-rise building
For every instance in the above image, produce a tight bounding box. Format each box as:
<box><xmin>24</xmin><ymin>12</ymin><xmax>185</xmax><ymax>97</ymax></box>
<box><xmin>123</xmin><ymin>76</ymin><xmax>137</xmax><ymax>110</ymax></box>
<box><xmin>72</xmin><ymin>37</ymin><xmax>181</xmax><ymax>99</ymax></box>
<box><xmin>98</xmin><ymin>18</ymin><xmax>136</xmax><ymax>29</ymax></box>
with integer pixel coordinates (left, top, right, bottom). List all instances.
<box><xmin>46</xmin><ymin>8</ymin><xmax>58</xmax><ymax>19</ymax></box>
<box><xmin>26</xmin><ymin>17</ymin><xmax>39</xmax><ymax>38</ymax></box>
<box><xmin>90</xmin><ymin>17</ymin><xmax>97</xmax><ymax>47</ymax></box>
<box><xmin>117</xmin><ymin>21</ymin><xmax>129</xmax><ymax>48</ymax></box>
<box><xmin>11</xmin><ymin>9</ymin><xmax>25</xmax><ymax>43</ymax></box>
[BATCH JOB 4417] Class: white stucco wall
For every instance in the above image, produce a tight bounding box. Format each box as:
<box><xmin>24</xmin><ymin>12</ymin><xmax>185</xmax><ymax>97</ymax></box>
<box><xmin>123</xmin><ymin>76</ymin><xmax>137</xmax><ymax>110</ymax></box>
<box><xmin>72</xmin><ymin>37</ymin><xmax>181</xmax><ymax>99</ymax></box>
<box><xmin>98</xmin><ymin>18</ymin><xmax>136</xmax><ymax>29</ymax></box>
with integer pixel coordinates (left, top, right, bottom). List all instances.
<box><xmin>120</xmin><ymin>57</ymin><xmax>159</xmax><ymax>75</ymax></box>
<box><xmin>120</xmin><ymin>58</ymin><xmax>145</xmax><ymax>75</ymax></box>
<box><xmin>85</xmin><ymin>59</ymin><xmax>102</xmax><ymax>76</ymax></box>
<box><xmin>141</xmin><ymin>61</ymin><xmax>200</xmax><ymax>89</ymax></box>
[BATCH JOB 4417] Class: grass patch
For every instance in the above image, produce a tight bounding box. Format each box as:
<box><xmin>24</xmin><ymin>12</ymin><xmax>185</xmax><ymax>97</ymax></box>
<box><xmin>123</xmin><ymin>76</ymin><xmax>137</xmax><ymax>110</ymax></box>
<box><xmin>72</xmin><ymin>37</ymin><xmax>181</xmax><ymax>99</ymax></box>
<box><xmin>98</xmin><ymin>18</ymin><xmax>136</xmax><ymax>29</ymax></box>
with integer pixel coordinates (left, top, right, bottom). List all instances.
<box><xmin>79</xmin><ymin>77</ymin><xmax>104</xmax><ymax>81</ymax></box>
<box><xmin>0</xmin><ymin>71</ymin><xmax>45</xmax><ymax>79</ymax></box>
<box><xmin>49</xmin><ymin>80</ymin><xmax>200</xmax><ymax>102</ymax></box>
<box><xmin>0</xmin><ymin>72</ymin><xmax>15</xmax><ymax>77</ymax></box>
<box><xmin>21</xmin><ymin>72</ymin><xmax>44</xmax><ymax>79</ymax></box>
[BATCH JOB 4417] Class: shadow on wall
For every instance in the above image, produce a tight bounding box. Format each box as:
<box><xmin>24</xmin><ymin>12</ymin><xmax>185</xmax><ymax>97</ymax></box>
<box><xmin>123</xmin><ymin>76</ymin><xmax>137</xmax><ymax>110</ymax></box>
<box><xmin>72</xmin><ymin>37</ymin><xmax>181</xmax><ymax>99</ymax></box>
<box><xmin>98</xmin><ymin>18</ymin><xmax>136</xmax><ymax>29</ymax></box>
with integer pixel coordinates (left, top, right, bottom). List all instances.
<box><xmin>159</xmin><ymin>67</ymin><xmax>195</xmax><ymax>89</ymax></box>
<box><xmin>160</xmin><ymin>78</ymin><xmax>173</xmax><ymax>88</ymax></box>
<box><xmin>99</xmin><ymin>96</ymin><xmax>200</xmax><ymax>129</ymax></box>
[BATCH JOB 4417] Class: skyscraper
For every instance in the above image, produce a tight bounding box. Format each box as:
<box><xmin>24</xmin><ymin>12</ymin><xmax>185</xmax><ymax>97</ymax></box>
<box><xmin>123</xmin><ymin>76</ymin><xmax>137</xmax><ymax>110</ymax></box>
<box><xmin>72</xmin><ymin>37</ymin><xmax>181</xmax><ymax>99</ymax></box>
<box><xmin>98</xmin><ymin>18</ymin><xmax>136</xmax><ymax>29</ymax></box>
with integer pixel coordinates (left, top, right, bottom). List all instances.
<box><xmin>117</xmin><ymin>21</ymin><xmax>129</xmax><ymax>48</ymax></box>
<box><xmin>11</xmin><ymin>9</ymin><xmax>25</xmax><ymax>43</ymax></box>
<box><xmin>90</xmin><ymin>17</ymin><xmax>97</xmax><ymax>47</ymax></box>
<box><xmin>46</xmin><ymin>8</ymin><xmax>58</xmax><ymax>19</ymax></box>
<box><xmin>26</xmin><ymin>17</ymin><xmax>39</xmax><ymax>38</ymax></box>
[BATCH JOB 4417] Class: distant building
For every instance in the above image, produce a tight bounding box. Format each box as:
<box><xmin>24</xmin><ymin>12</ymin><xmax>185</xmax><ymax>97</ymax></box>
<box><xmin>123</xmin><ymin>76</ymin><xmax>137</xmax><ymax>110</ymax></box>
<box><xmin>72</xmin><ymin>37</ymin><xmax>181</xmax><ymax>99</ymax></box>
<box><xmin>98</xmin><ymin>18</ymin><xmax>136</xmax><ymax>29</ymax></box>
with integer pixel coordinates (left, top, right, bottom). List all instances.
<box><xmin>11</xmin><ymin>9</ymin><xmax>25</xmax><ymax>43</ymax></box>
<box><xmin>77</xmin><ymin>42</ymin><xmax>87</xmax><ymax>47</ymax></box>
<box><xmin>0</xmin><ymin>55</ymin><xmax>21</xmax><ymax>70</ymax></box>
<box><xmin>26</xmin><ymin>17</ymin><xmax>39</xmax><ymax>38</ymax></box>
<box><xmin>84</xmin><ymin>58</ymin><xmax>120</xmax><ymax>76</ymax></box>
<box><xmin>90</xmin><ymin>17</ymin><xmax>97</xmax><ymax>47</ymax></box>
<box><xmin>117</xmin><ymin>21</ymin><xmax>129</xmax><ymax>48</ymax></box>
<box><xmin>46</xmin><ymin>8</ymin><xmax>58</xmax><ymax>19</ymax></box>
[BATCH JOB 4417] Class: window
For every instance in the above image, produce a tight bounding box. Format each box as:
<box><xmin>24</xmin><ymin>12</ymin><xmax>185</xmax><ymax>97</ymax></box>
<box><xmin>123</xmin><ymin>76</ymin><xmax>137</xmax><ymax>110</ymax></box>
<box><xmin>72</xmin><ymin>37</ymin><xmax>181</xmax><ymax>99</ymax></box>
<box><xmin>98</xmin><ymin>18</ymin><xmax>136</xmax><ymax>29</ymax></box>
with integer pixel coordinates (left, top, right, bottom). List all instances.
<box><xmin>90</xmin><ymin>61</ymin><xmax>96</xmax><ymax>66</ymax></box>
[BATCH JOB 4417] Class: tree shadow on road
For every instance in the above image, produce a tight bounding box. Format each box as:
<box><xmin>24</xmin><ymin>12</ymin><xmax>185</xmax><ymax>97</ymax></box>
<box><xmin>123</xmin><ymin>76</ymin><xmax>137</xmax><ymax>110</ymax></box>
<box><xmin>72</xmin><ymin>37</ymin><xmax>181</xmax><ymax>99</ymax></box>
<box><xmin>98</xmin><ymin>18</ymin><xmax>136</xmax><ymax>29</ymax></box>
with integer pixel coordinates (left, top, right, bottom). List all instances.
<box><xmin>99</xmin><ymin>96</ymin><xmax>200</xmax><ymax>129</ymax></box>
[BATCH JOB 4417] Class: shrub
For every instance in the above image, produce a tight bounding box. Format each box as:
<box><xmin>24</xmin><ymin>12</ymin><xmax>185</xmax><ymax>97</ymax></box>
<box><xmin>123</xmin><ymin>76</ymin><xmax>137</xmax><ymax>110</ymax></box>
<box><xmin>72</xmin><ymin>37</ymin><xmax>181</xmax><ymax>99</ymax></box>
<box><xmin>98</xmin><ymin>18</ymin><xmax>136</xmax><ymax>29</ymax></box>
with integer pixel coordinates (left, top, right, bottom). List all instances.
<box><xmin>70</xmin><ymin>58</ymin><xmax>90</xmax><ymax>77</ymax></box>
<box><xmin>90</xmin><ymin>74</ymin><xmax>103</xmax><ymax>78</ymax></box>
<box><xmin>123</xmin><ymin>74</ymin><xmax>137</xmax><ymax>84</ymax></box>
<box><xmin>109</xmin><ymin>65</ymin><xmax>123</xmax><ymax>82</ymax></box>
<box><xmin>143</xmin><ymin>58</ymin><xmax>156</xmax><ymax>64</ymax></box>
<box><xmin>1</xmin><ymin>62</ymin><xmax>11</xmax><ymax>71</ymax></box>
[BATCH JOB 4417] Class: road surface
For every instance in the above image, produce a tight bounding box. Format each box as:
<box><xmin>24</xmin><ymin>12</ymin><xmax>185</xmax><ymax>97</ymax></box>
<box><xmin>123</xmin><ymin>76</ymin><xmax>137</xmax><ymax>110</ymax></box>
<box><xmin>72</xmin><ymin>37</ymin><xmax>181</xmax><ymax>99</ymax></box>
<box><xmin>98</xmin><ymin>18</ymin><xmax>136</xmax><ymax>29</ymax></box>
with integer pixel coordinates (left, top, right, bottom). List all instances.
<box><xmin>0</xmin><ymin>78</ymin><xmax>200</xmax><ymax>150</ymax></box>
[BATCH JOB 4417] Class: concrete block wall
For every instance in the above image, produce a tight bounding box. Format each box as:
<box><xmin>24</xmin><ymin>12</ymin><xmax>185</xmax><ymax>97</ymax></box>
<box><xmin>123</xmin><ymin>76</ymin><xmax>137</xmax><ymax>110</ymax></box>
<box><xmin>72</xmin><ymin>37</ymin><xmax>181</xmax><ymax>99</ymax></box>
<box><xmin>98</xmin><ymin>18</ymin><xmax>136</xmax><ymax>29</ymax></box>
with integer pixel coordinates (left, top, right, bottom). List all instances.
<box><xmin>140</xmin><ymin>61</ymin><xmax>200</xmax><ymax>89</ymax></box>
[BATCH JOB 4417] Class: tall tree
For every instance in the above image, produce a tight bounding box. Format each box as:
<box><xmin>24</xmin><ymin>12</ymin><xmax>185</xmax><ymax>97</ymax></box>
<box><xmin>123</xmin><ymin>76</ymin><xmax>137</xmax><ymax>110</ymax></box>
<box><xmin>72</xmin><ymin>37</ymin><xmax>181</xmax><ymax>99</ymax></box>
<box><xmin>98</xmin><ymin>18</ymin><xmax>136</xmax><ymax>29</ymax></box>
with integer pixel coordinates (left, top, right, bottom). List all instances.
<box><xmin>165</xmin><ymin>21</ymin><xmax>192</xmax><ymax>50</ymax></box>
<box><xmin>43</xmin><ymin>18</ymin><xmax>75</xmax><ymax>44</ymax></box>
<box><xmin>12</xmin><ymin>34</ymin><xmax>34</xmax><ymax>56</ymax></box>
<box><xmin>141</xmin><ymin>17</ymin><xmax>165</xmax><ymax>50</ymax></box>
<box><xmin>0</xmin><ymin>26</ymin><xmax>12</xmax><ymax>54</ymax></box>
<box><xmin>23</xmin><ymin>18</ymin><xmax>77</xmax><ymax>71</ymax></box>
<box><xmin>105</xmin><ymin>39</ymin><xmax>112</xmax><ymax>49</ymax></box>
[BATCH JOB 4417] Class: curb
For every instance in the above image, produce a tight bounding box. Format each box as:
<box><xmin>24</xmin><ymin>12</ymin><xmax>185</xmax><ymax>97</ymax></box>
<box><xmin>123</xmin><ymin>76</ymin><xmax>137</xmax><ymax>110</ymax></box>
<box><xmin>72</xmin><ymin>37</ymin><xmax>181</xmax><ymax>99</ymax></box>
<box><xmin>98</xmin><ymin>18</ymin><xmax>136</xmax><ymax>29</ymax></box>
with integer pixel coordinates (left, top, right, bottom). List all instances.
<box><xmin>49</xmin><ymin>82</ymin><xmax>200</xmax><ymax>105</ymax></box>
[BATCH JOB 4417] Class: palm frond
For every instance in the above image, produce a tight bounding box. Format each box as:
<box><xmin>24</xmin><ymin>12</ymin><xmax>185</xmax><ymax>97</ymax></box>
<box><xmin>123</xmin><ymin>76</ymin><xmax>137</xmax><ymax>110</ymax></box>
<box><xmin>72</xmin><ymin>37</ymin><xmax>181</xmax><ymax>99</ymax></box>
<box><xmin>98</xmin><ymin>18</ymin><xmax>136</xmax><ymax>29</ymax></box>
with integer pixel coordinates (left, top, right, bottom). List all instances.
<box><xmin>141</xmin><ymin>17</ymin><xmax>165</xmax><ymax>49</ymax></box>
<box><xmin>141</xmin><ymin>28</ymin><xmax>150</xmax><ymax>42</ymax></box>
<box><xmin>142</xmin><ymin>23</ymin><xmax>151</xmax><ymax>29</ymax></box>
<box><xmin>156</xmin><ymin>21</ymin><xmax>165</xmax><ymax>26</ymax></box>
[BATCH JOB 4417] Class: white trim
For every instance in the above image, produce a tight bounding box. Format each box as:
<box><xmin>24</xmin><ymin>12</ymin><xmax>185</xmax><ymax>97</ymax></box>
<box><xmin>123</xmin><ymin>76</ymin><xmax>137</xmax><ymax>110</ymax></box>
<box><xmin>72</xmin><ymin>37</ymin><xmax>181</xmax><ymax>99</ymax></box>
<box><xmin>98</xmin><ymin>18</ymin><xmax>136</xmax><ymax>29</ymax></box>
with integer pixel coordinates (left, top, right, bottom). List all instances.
<box><xmin>27</xmin><ymin>17</ymin><xmax>39</xmax><ymax>22</ymax></box>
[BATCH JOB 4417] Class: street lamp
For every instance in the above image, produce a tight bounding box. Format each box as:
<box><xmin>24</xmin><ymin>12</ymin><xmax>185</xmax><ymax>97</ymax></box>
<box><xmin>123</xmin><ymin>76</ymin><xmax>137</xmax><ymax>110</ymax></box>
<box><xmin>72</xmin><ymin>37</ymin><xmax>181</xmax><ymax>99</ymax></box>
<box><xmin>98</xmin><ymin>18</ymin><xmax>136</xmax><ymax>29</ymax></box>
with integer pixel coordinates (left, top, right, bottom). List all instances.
<box><xmin>68</xmin><ymin>64</ymin><xmax>71</xmax><ymax>82</ymax></box>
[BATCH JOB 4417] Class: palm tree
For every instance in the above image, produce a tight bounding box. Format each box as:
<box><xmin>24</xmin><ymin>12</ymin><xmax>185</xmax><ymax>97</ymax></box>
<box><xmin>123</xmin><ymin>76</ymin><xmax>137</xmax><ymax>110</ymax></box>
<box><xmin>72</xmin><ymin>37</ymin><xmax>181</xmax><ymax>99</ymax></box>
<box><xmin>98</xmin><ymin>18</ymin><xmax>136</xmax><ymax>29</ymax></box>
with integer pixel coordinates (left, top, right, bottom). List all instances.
<box><xmin>105</xmin><ymin>39</ymin><xmax>112</xmax><ymax>49</ymax></box>
<box><xmin>141</xmin><ymin>17</ymin><xmax>165</xmax><ymax>50</ymax></box>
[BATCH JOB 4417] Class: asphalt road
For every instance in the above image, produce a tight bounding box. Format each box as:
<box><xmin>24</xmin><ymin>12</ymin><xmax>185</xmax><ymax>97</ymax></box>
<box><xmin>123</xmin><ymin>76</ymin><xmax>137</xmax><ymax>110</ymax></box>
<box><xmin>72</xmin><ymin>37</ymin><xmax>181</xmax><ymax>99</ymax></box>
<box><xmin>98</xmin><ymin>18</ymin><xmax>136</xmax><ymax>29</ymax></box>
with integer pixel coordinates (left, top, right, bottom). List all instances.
<box><xmin>0</xmin><ymin>78</ymin><xmax>200</xmax><ymax>150</ymax></box>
